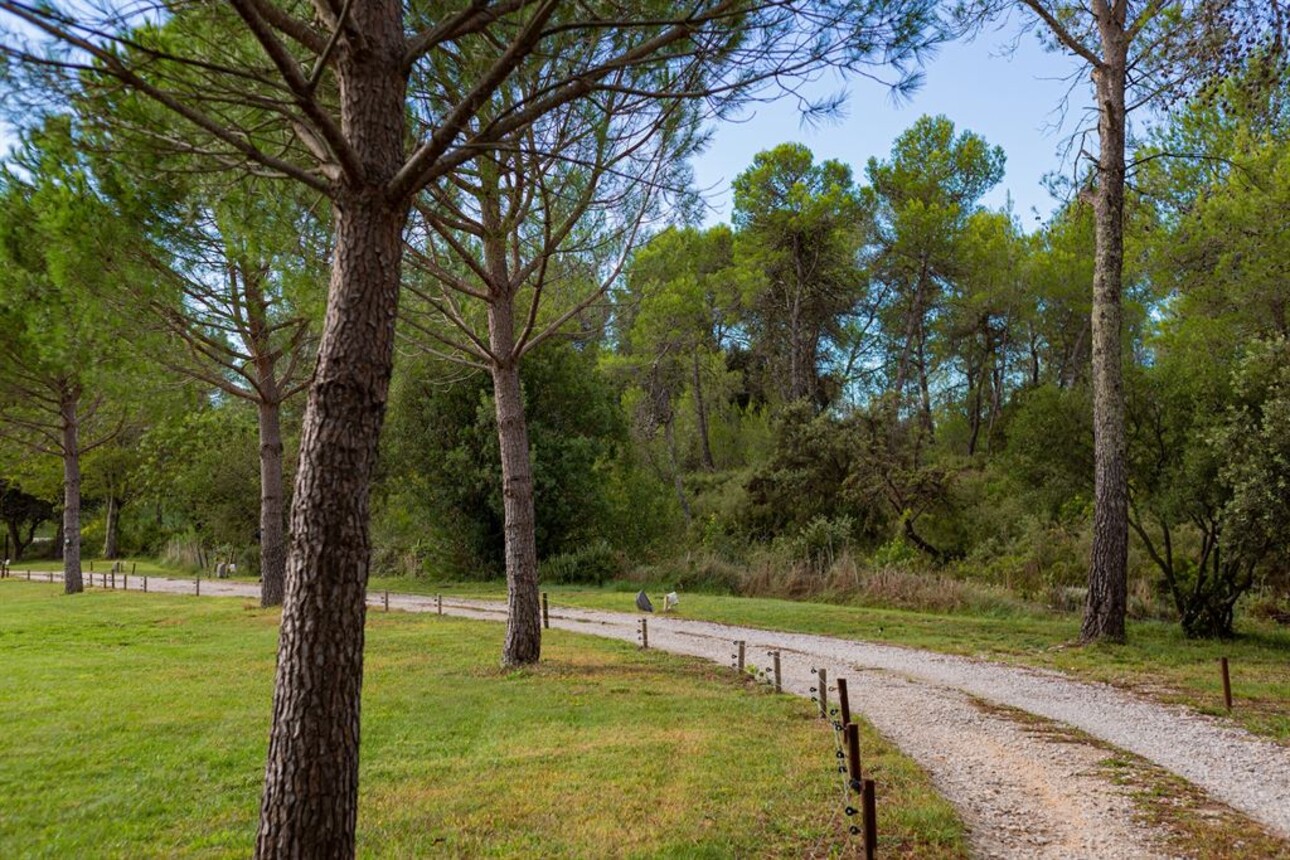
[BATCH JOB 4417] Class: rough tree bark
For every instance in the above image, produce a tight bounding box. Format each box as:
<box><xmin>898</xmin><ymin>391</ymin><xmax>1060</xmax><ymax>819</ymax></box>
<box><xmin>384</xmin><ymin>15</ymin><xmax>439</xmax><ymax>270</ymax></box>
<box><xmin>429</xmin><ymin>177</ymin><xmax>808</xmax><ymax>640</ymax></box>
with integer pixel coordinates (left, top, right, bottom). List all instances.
<box><xmin>1081</xmin><ymin>3</ymin><xmax>1130</xmax><ymax>644</ymax></box>
<box><xmin>59</xmin><ymin>390</ymin><xmax>83</xmax><ymax>594</ymax></box>
<box><xmin>257</xmin><ymin>395</ymin><xmax>286</xmax><ymax>608</ymax></box>
<box><xmin>253</xmin><ymin>3</ymin><xmax>407</xmax><ymax>852</ymax></box>
<box><xmin>489</xmin><ymin>300</ymin><xmax>542</xmax><ymax>667</ymax></box>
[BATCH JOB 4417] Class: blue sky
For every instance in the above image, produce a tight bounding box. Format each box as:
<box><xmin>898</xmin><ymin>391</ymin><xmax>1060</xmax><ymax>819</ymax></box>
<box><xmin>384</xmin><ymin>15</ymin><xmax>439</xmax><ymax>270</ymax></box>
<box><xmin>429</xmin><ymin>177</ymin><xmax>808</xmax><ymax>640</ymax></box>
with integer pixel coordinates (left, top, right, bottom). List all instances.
<box><xmin>690</xmin><ymin>26</ymin><xmax>1090</xmax><ymax>230</ymax></box>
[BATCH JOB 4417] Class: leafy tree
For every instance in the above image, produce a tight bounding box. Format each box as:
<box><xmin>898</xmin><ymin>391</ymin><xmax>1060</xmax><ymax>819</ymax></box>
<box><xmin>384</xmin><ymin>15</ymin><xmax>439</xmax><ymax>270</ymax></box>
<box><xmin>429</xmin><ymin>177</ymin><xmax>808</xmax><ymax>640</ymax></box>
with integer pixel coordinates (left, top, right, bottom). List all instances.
<box><xmin>937</xmin><ymin>209</ymin><xmax>1026</xmax><ymax>454</ymax></box>
<box><xmin>0</xmin><ymin>129</ymin><xmax>141</xmax><ymax>593</ymax></box>
<box><xmin>382</xmin><ymin>343</ymin><xmax>627</xmax><ymax>578</ymax></box>
<box><xmin>1019</xmin><ymin>205</ymin><xmax>1096</xmax><ymax>389</ymax></box>
<box><xmin>0</xmin><ymin>479</ymin><xmax>54</xmax><ymax>560</ymax></box>
<box><xmin>1121</xmin><ymin>67</ymin><xmax>1290</xmax><ymax>634</ymax></box>
<box><xmin>609</xmin><ymin>225</ymin><xmax>747</xmax><ymax>523</ymax></box>
<box><xmin>1218</xmin><ymin>338</ymin><xmax>1290</xmax><ymax>596</ymax></box>
<box><xmin>136</xmin><ymin>405</ymin><xmax>267</xmax><ymax>558</ymax></box>
<box><xmin>1123</xmin><ymin>347</ymin><xmax>1236</xmax><ymax>636</ymax></box>
<box><xmin>400</xmin><ymin>62</ymin><xmax>697</xmax><ymax>666</ymax></box>
<box><xmin>618</xmin><ymin>226</ymin><xmax>743</xmax><ymax>472</ymax></box>
<box><xmin>80</xmin><ymin>429</ymin><xmax>144</xmax><ymax>560</ymax></box>
<box><xmin>949</xmin><ymin>0</ymin><xmax>1283</xmax><ymax>642</ymax></box>
<box><xmin>733</xmin><ymin>143</ymin><xmax>869</xmax><ymax>407</ymax></box>
<box><xmin>865</xmin><ymin>115</ymin><xmax>1004</xmax><ymax>433</ymax></box>
<box><xmin>125</xmin><ymin>177</ymin><xmax>324</xmax><ymax>605</ymax></box>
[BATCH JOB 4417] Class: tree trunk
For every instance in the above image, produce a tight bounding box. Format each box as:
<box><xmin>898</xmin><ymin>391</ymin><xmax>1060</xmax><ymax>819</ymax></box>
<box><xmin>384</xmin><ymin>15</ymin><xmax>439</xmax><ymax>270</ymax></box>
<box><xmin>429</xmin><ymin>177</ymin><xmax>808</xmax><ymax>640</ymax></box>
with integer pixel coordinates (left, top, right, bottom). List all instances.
<box><xmin>894</xmin><ymin>260</ymin><xmax>930</xmax><ymax>417</ymax></box>
<box><xmin>7</xmin><ymin>520</ymin><xmax>29</xmax><ymax>561</ymax></box>
<box><xmin>102</xmin><ymin>494</ymin><xmax>120</xmax><ymax>560</ymax></box>
<box><xmin>60</xmin><ymin>391</ymin><xmax>83</xmax><ymax>594</ymax></box>
<box><xmin>916</xmin><ymin>327</ymin><xmax>934</xmax><ymax>437</ymax></box>
<box><xmin>692</xmin><ymin>351</ymin><xmax>715</xmax><ymax>471</ymax></box>
<box><xmin>1029</xmin><ymin>328</ymin><xmax>1041</xmax><ymax>388</ymax></box>
<box><xmin>254</xmin><ymin>5</ymin><xmax>407</xmax><ymax>852</ymax></box>
<box><xmin>664</xmin><ymin>415</ymin><xmax>692</xmax><ymax>524</ymax></box>
<box><xmin>1081</xmin><ymin>17</ymin><xmax>1130</xmax><ymax>645</ymax></box>
<box><xmin>489</xmin><ymin>300</ymin><xmax>542</xmax><ymax>667</ymax></box>
<box><xmin>257</xmin><ymin>397</ymin><xmax>287</xmax><ymax>608</ymax></box>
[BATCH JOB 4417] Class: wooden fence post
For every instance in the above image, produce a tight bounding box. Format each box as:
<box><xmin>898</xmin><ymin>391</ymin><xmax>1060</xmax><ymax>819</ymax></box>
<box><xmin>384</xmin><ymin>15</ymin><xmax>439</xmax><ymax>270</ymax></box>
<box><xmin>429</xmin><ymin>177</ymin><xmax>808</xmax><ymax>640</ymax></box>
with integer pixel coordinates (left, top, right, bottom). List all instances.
<box><xmin>1220</xmin><ymin>657</ymin><xmax>1233</xmax><ymax>711</ymax></box>
<box><xmin>196</xmin><ymin>575</ymin><xmax>200</xmax><ymax>596</ymax></box>
<box><xmin>639</xmin><ymin>617</ymin><xmax>649</xmax><ymax>649</ymax></box>
<box><xmin>862</xmin><ymin>778</ymin><xmax>877</xmax><ymax>860</ymax></box>
<box><xmin>383</xmin><ymin>590</ymin><xmax>389</xmax><ymax>612</ymax></box>
<box><xmin>837</xmin><ymin>677</ymin><xmax>852</xmax><ymax>728</ymax></box>
<box><xmin>542</xmin><ymin>592</ymin><xmax>549</xmax><ymax>629</ymax></box>
<box><xmin>772</xmin><ymin>651</ymin><xmax>782</xmax><ymax>693</ymax></box>
<box><xmin>736</xmin><ymin>640</ymin><xmax>745</xmax><ymax>673</ymax></box>
<box><xmin>816</xmin><ymin>667</ymin><xmax>829</xmax><ymax>719</ymax></box>
<box><xmin>143</xmin><ymin>575</ymin><xmax>148</xmax><ymax>593</ymax></box>
<box><xmin>845</xmin><ymin>723</ymin><xmax>862</xmax><ymax>790</ymax></box>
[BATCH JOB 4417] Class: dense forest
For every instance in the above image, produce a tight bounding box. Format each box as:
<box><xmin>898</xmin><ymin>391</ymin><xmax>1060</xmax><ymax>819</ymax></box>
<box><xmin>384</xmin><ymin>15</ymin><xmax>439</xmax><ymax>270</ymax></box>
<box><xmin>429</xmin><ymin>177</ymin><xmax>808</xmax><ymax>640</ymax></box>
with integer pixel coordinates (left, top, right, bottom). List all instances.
<box><xmin>3</xmin><ymin>74</ymin><xmax>1287</xmax><ymax>640</ymax></box>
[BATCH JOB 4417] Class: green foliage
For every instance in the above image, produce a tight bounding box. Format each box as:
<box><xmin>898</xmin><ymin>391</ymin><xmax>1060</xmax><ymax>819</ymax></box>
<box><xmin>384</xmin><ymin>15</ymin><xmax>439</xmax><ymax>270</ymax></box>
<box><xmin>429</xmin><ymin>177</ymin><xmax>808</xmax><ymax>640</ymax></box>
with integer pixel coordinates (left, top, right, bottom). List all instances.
<box><xmin>539</xmin><ymin>539</ymin><xmax>624</xmax><ymax>586</ymax></box>
<box><xmin>733</xmin><ymin>142</ymin><xmax>869</xmax><ymax>405</ymax></box>
<box><xmin>1218</xmin><ymin>338</ymin><xmax>1290</xmax><ymax>590</ymax></box>
<box><xmin>135</xmin><ymin>406</ymin><xmax>264</xmax><ymax>558</ymax></box>
<box><xmin>0</xmin><ymin>479</ymin><xmax>55</xmax><ymax>559</ymax></box>
<box><xmin>379</xmin><ymin>343</ymin><xmax>636</xmax><ymax>577</ymax></box>
<box><xmin>1003</xmin><ymin>384</ymin><xmax>1095</xmax><ymax>522</ymax></box>
<box><xmin>742</xmin><ymin>401</ymin><xmax>873</xmax><ymax>540</ymax></box>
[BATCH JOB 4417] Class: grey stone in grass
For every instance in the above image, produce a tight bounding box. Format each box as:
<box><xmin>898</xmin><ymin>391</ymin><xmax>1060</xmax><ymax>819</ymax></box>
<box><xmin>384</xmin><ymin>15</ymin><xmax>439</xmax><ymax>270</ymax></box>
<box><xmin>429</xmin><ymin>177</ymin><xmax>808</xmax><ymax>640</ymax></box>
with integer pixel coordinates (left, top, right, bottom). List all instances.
<box><xmin>635</xmin><ymin>590</ymin><xmax>654</xmax><ymax>613</ymax></box>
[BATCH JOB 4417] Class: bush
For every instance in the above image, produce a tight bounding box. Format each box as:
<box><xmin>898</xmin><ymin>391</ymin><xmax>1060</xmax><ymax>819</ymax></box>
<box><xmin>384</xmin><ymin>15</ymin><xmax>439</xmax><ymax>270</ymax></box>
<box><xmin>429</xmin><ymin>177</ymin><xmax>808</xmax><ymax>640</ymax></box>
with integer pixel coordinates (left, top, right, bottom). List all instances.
<box><xmin>540</xmin><ymin>540</ymin><xmax>625</xmax><ymax>586</ymax></box>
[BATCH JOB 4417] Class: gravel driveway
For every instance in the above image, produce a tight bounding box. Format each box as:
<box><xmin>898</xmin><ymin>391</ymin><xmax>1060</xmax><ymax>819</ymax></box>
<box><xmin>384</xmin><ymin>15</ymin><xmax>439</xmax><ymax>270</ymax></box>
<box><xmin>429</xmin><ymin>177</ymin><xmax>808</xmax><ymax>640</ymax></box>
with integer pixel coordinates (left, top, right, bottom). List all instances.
<box><xmin>80</xmin><ymin>574</ymin><xmax>1290</xmax><ymax>857</ymax></box>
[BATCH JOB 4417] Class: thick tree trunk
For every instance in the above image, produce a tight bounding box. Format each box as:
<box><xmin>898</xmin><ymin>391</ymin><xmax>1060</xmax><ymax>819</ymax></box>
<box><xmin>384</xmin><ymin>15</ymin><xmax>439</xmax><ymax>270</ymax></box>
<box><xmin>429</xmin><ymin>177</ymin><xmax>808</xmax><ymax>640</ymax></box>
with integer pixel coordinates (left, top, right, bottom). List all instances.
<box><xmin>692</xmin><ymin>351</ymin><xmax>715</xmax><ymax>471</ymax></box>
<box><xmin>257</xmin><ymin>397</ymin><xmax>287</xmax><ymax>608</ymax></box>
<box><xmin>1081</xmin><ymin>22</ymin><xmax>1130</xmax><ymax>645</ymax></box>
<box><xmin>254</xmin><ymin>5</ymin><xmax>406</xmax><ymax>853</ymax></box>
<box><xmin>489</xmin><ymin>300</ymin><xmax>542</xmax><ymax>667</ymax></box>
<box><xmin>102</xmin><ymin>494</ymin><xmax>120</xmax><ymax>559</ymax></box>
<box><xmin>60</xmin><ymin>393</ymin><xmax>83</xmax><ymax>594</ymax></box>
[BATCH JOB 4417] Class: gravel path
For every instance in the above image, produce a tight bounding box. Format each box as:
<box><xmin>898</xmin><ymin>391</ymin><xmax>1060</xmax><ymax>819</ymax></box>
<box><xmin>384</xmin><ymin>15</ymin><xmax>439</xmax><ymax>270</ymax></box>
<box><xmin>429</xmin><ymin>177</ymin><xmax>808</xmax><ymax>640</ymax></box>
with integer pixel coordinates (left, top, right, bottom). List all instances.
<box><xmin>80</xmin><ymin>574</ymin><xmax>1290</xmax><ymax>857</ymax></box>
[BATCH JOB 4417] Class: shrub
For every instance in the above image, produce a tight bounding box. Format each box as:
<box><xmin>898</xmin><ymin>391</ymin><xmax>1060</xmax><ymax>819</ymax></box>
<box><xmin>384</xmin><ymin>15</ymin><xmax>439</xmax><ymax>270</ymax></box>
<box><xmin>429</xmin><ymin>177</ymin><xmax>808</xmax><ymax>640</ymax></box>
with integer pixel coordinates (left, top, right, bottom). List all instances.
<box><xmin>540</xmin><ymin>540</ymin><xmax>625</xmax><ymax>586</ymax></box>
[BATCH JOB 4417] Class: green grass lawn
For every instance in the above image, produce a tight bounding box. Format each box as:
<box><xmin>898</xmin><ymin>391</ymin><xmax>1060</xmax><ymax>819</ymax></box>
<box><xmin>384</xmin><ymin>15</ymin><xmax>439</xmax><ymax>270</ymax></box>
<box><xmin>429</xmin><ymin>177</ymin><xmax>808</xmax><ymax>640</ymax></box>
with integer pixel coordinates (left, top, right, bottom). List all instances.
<box><xmin>367</xmin><ymin>577</ymin><xmax>1290</xmax><ymax>744</ymax></box>
<box><xmin>0</xmin><ymin>581</ymin><xmax>964</xmax><ymax>858</ymax></box>
<box><xmin>10</xmin><ymin>557</ymin><xmax>259</xmax><ymax>584</ymax></box>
